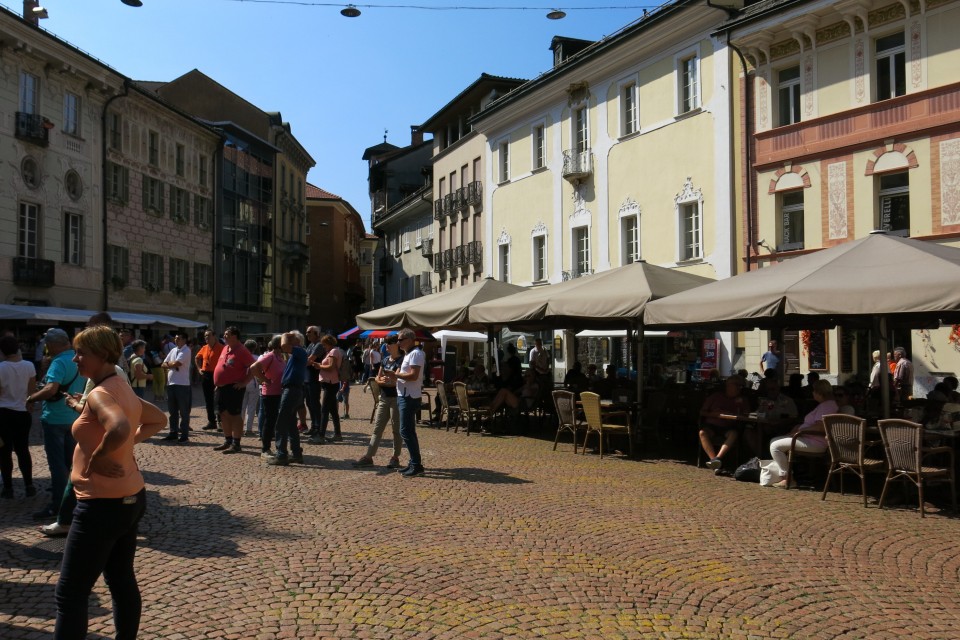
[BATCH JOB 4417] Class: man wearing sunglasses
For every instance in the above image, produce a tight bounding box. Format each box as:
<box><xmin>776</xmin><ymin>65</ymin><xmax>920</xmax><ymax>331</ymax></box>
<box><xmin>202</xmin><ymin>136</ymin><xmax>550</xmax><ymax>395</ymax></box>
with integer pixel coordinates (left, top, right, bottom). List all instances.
<box><xmin>380</xmin><ymin>328</ymin><xmax>425</xmax><ymax>477</ymax></box>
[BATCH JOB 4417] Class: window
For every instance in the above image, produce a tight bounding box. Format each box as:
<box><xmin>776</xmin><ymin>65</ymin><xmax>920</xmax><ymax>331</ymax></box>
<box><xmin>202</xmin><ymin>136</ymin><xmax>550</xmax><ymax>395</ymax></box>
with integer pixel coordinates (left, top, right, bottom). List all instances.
<box><xmin>142</xmin><ymin>252</ymin><xmax>163</xmax><ymax>291</ymax></box>
<box><xmin>199</xmin><ymin>155</ymin><xmax>208</xmax><ymax>187</ymax></box>
<box><xmin>574</xmin><ymin>107</ymin><xmax>589</xmax><ymax>153</ymax></box>
<box><xmin>533</xmin><ymin>235</ymin><xmax>546</xmax><ymax>281</ymax></box>
<box><xmin>876</xmin><ymin>32</ymin><xmax>906</xmax><ymax>101</ymax></box>
<box><xmin>622</xmin><ymin>215</ymin><xmax>639</xmax><ymax>264</ymax></box>
<box><xmin>472</xmin><ymin>157</ymin><xmax>480</xmax><ymax>183</ymax></box>
<box><xmin>533</xmin><ymin>124</ymin><xmax>546</xmax><ymax>169</ymax></box>
<box><xmin>170</xmin><ymin>258</ymin><xmax>189</xmax><ymax>295</ymax></box>
<box><xmin>148</xmin><ymin>131</ymin><xmax>159</xmax><ymax>166</ymax></box>
<box><xmin>18</xmin><ymin>202</ymin><xmax>39</xmax><ymax>259</ymax></box>
<box><xmin>170</xmin><ymin>187</ymin><xmax>189</xmax><ymax>223</ymax></box>
<box><xmin>777</xmin><ymin>66</ymin><xmax>801</xmax><ymax>126</ymax></box>
<box><xmin>175</xmin><ymin>144</ymin><xmax>185</xmax><ymax>177</ymax></box>
<box><xmin>499</xmin><ymin>141</ymin><xmax>510</xmax><ymax>182</ymax></box>
<box><xmin>193</xmin><ymin>263</ymin><xmax>212</xmax><ymax>295</ymax></box>
<box><xmin>106</xmin><ymin>162</ymin><xmax>129</xmax><ymax>203</ymax></box>
<box><xmin>19</xmin><ymin>72</ymin><xmax>38</xmax><ymax>114</ymax></box>
<box><xmin>499</xmin><ymin>244</ymin><xmax>510</xmax><ymax>282</ymax></box>
<box><xmin>680</xmin><ymin>202</ymin><xmax>702</xmax><ymax>261</ymax></box>
<box><xmin>779</xmin><ymin>191</ymin><xmax>805</xmax><ymax>250</ymax></box>
<box><xmin>194</xmin><ymin>195</ymin><xmax>211</xmax><ymax>228</ymax></box>
<box><xmin>878</xmin><ymin>172</ymin><xmax>910</xmax><ymax>235</ymax></box>
<box><xmin>108</xmin><ymin>112</ymin><xmax>122</xmax><ymax>150</ymax></box>
<box><xmin>679</xmin><ymin>54</ymin><xmax>699</xmax><ymax>114</ymax></box>
<box><xmin>63</xmin><ymin>212</ymin><xmax>83</xmax><ymax>266</ymax></box>
<box><xmin>142</xmin><ymin>175</ymin><xmax>164</xmax><ymax>213</ymax></box>
<box><xmin>621</xmin><ymin>82</ymin><xmax>638</xmax><ymax>136</ymax></box>
<box><xmin>574</xmin><ymin>227</ymin><xmax>591</xmax><ymax>276</ymax></box>
<box><xmin>107</xmin><ymin>245</ymin><xmax>129</xmax><ymax>286</ymax></box>
<box><xmin>63</xmin><ymin>92</ymin><xmax>80</xmax><ymax>136</ymax></box>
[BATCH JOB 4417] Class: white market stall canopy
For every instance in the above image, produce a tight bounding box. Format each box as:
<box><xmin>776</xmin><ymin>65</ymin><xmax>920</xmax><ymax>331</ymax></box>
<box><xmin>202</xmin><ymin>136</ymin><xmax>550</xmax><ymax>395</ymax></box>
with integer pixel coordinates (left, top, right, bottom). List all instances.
<box><xmin>433</xmin><ymin>330</ymin><xmax>488</xmax><ymax>356</ymax></box>
<box><xmin>0</xmin><ymin>304</ymin><xmax>207</xmax><ymax>329</ymax></box>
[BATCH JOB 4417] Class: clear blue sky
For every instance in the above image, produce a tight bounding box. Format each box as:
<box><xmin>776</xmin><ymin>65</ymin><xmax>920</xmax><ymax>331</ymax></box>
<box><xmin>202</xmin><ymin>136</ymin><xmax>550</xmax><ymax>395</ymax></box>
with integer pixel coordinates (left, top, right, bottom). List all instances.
<box><xmin>19</xmin><ymin>0</ymin><xmax>656</xmax><ymax>228</ymax></box>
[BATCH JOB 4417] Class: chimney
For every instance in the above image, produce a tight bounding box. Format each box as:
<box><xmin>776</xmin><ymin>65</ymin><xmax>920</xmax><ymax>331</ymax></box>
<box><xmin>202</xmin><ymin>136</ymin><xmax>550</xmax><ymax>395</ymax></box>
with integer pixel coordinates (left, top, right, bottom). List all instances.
<box><xmin>410</xmin><ymin>125</ymin><xmax>423</xmax><ymax>147</ymax></box>
<box><xmin>23</xmin><ymin>0</ymin><xmax>40</xmax><ymax>26</ymax></box>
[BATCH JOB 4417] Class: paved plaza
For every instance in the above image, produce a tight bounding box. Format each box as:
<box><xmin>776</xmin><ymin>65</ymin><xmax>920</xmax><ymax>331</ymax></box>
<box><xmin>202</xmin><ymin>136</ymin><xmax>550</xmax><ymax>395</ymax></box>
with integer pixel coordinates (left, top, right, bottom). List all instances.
<box><xmin>2</xmin><ymin>387</ymin><xmax>960</xmax><ymax>639</ymax></box>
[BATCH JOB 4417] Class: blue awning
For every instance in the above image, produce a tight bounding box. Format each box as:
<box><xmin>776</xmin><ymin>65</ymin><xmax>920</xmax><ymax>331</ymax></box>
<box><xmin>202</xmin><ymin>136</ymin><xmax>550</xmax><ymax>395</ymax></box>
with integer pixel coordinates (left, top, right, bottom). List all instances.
<box><xmin>0</xmin><ymin>304</ymin><xmax>207</xmax><ymax>328</ymax></box>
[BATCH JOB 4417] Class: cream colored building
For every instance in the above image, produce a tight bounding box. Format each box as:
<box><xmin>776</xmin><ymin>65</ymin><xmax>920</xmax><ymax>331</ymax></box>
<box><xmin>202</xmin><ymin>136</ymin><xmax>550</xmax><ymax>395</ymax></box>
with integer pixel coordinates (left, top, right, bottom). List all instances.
<box><xmin>421</xmin><ymin>74</ymin><xmax>526</xmax><ymax>291</ymax></box>
<box><xmin>0</xmin><ymin>8</ymin><xmax>112</xmax><ymax>310</ymax></box>
<box><xmin>728</xmin><ymin>0</ymin><xmax>960</xmax><ymax>392</ymax></box>
<box><xmin>469</xmin><ymin>5</ymin><xmax>736</xmax><ymax>374</ymax></box>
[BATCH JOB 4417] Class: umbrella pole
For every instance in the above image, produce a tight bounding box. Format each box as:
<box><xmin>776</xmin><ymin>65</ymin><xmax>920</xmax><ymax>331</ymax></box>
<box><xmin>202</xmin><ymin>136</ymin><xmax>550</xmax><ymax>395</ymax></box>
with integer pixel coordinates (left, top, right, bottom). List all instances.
<box><xmin>635</xmin><ymin>321</ymin><xmax>645</xmax><ymax>458</ymax></box>
<box><xmin>877</xmin><ymin>316</ymin><xmax>891</xmax><ymax>419</ymax></box>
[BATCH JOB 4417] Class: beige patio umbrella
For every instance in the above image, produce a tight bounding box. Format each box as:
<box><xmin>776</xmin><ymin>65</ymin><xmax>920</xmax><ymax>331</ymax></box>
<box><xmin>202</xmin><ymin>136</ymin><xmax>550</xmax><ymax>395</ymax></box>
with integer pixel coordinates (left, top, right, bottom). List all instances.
<box><xmin>469</xmin><ymin>260</ymin><xmax>714</xmax><ymax>329</ymax></box>
<box><xmin>356</xmin><ymin>277</ymin><xmax>526</xmax><ymax>331</ymax></box>
<box><xmin>644</xmin><ymin>231</ymin><xmax>960</xmax><ymax>416</ymax></box>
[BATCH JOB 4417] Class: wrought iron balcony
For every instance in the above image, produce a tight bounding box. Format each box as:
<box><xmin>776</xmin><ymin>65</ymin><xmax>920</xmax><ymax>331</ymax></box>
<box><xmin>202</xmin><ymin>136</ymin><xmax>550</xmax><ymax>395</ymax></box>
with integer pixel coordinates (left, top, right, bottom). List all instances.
<box><xmin>434</xmin><ymin>199</ymin><xmax>443</xmax><ymax>221</ymax></box>
<box><xmin>419</xmin><ymin>271</ymin><xmax>433</xmax><ymax>297</ymax></box>
<box><xmin>467</xmin><ymin>240</ymin><xmax>483</xmax><ymax>267</ymax></box>
<box><xmin>442</xmin><ymin>193</ymin><xmax>455</xmax><ymax>217</ymax></box>
<box><xmin>453</xmin><ymin>244</ymin><xmax>466</xmax><ymax>267</ymax></box>
<box><xmin>421</xmin><ymin>238</ymin><xmax>434</xmax><ymax>258</ymax></box>
<box><xmin>13</xmin><ymin>256</ymin><xmax>55</xmax><ymax>287</ymax></box>
<box><xmin>562</xmin><ymin>149</ymin><xmax>592</xmax><ymax>182</ymax></box>
<box><xmin>466</xmin><ymin>181</ymin><xmax>483</xmax><ymax>209</ymax></box>
<box><xmin>15</xmin><ymin>112</ymin><xmax>50</xmax><ymax>147</ymax></box>
<box><xmin>453</xmin><ymin>187</ymin><xmax>468</xmax><ymax>213</ymax></box>
<box><xmin>441</xmin><ymin>248</ymin><xmax>453</xmax><ymax>271</ymax></box>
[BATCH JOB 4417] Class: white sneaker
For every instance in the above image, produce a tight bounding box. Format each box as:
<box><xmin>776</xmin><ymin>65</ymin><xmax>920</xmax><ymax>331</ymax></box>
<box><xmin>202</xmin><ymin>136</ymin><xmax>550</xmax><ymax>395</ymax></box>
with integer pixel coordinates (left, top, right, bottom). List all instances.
<box><xmin>705</xmin><ymin>458</ymin><xmax>722</xmax><ymax>470</ymax></box>
<box><xmin>40</xmin><ymin>522</ymin><xmax>69</xmax><ymax>537</ymax></box>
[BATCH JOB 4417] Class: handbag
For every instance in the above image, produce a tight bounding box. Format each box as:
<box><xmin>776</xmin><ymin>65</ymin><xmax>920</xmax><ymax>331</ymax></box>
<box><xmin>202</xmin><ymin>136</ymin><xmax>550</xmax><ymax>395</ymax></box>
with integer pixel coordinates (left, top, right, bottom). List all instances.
<box><xmin>734</xmin><ymin>456</ymin><xmax>761</xmax><ymax>482</ymax></box>
<box><xmin>759</xmin><ymin>459</ymin><xmax>780</xmax><ymax>487</ymax></box>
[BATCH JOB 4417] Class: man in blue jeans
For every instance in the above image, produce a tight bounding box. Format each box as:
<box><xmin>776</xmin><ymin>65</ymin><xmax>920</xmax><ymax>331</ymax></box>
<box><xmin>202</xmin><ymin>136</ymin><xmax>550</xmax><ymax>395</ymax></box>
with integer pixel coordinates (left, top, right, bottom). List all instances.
<box><xmin>266</xmin><ymin>331</ymin><xmax>306</xmax><ymax>466</ymax></box>
<box><xmin>25</xmin><ymin>328</ymin><xmax>86</xmax><ymax>520</ymax></box>
<box><xmin>382</xmin><ymin>328</ymin><xmax>426</xmax><ymax>477</ymax></box>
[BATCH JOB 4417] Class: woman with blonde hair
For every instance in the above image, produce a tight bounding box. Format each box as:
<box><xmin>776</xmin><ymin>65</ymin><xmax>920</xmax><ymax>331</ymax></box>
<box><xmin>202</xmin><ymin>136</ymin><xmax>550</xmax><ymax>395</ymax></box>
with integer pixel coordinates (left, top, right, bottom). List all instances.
<box><xmin>54</xmin><ymin>325</ymin><xmax>167</xmax><ymax>639</ymax></box>
<box><xmin>768</xmin><ymin>379</ymin><xmax>838</xmax><ymax>489</ymax></box>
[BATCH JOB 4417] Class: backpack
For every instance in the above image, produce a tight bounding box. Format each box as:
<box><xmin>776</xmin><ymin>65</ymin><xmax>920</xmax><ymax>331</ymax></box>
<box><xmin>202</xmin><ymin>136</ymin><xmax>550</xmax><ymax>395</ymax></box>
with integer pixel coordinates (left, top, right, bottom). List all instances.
<box><xmin>337</xmin><ymin>349</ymin><xmax>354</xmax><ymax>383</ymax></box>
<box><xmin>734</xmin><ymin>457</ymin><xmax>761</xmax><ymax>483</ymax></box>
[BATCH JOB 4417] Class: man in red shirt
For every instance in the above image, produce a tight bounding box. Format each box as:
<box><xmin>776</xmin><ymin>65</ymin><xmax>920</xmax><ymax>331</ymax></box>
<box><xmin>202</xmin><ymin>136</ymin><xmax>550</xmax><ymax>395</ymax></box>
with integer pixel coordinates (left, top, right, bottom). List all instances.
<box><xmin>194</xmin><ymin>329</ymin><xmax>224</xmax><ymax>431</ymax></box>
<box><xmin>213</xmin><ymin>326</ymin><xmax>255</xmax><ymax>454</ymax></box>
<box><xmin>698</xmin><ymin>375</ymin><xmax>748</xmax><ymax>471</ymax></box>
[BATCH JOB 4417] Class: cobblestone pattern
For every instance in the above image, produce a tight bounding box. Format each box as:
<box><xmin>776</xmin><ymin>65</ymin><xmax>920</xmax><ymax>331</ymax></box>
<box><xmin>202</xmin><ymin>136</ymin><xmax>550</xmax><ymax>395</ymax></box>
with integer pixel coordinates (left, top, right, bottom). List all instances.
<box><xmin>2</xmin><ymin>387</ymin><xmax>960</xmax><ymax>639</ymax></box>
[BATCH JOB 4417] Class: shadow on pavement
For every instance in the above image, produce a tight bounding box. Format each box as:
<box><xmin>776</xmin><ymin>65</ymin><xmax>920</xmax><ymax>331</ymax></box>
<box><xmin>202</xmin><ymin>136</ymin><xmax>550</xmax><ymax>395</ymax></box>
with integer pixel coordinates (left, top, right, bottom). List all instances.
<box><xmin>141</xmin><ymin>470</ymin><xmax>191</xmax><ymax>487</ymax></box>
<box><xmin>0</xmin><ymin>536</ymin><xmax>60</xmax><ymax>570</ymax></box>
<box><xmin>426</xmin><ymin>467</ymin><xmax>532</xmax><ymax>484</ymax></box>
<box><xmin>138</xmin><ymin>490</ymin><xmax>295</xmax><ymax>559</ymax></box>
<box><xmin>0</xmin><ymin>580</ymin><xmax>110</xmax><ymax>620</ymax></box>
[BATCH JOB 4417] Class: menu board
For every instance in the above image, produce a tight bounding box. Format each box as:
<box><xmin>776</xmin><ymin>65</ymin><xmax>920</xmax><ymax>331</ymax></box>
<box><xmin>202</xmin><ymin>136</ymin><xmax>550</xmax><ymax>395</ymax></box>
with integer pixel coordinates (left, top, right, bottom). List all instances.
<box><xmin>701</xmin><ymin>338</ymin><xmax>718</xmax><ymax>370</ymax></box>
<box><xmin>808</xmin><ymin>330</ymin><xmax>828</xmax><ymax>372</ymax></box>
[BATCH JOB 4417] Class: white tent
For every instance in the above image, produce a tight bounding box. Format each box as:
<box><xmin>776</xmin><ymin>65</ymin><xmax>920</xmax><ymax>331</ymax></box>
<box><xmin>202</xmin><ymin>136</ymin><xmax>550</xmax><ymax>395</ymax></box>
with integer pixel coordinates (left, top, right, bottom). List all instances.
<box><xmin>433</xmin><ymin>330</ymin><xmax>488</xmax><ymax>358</ymax></box>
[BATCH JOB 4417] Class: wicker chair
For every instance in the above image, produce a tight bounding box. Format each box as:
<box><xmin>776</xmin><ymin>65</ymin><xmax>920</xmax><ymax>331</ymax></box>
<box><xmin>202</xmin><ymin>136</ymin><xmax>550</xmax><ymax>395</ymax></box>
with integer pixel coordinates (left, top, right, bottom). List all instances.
<box><xmin>452</xmin><ymin>381</ymin><xmax>491</xmax><ymax>436</ymax></box>
<box><xmin>366</xmin><ymin>379</ymin><xmax>381</xmax><ymax>424</ymax></box>
<box><xmin>783</xmin><ymin>423</ymin><xmax>828</xmax><ymax>490</ymax></box>
<box><xmin>821</xmin><ymin>414</ymin><xmax>885</xmax><ymax>507</ymax></box>
<box><xmin>580</xmin><ymin>392</ymin><xmax>631</xmax><ymax>459</ymax></box>
<box><xmin>551</xmin><ymin>390</ymin><xmax>582</xmax><ymax>453</ymax></box>
<box><xmin>878</xmin><ymin>419</ymin><xmax>957</xmax><ymax>517</ymax></box>
<box><xmin>434</xmin><ymin>380</ymin><xmax>454</xmax><ymax>431</ymax></box>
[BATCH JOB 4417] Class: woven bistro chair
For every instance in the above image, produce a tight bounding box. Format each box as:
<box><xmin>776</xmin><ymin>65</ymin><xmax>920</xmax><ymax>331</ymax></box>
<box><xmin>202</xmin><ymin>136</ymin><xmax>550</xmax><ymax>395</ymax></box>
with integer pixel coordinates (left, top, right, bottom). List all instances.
<box><xmin>821</xmin><ymin>414</ymin><xmax>885</xmax><ymax>507</ymax></box>
<box><xmin>452</xmin><ymin>381</ymin><xmax>491</xmax><ymax>436</ymax></box>
<box><xmin>784</xmin><ymin>423</ymin><xmax>828</xmax><ymax>490</ymax></box>
<box><xmin>366</xmin><ymin>379</ymin><xmax>381</xmax><ymax>424</ymax></box>
<box><xmin>435</xmin><ymin>380</ymin><xmax>455</xmax><ymax>431</ymax></box>
<box><xmin>878</xmin><ymin>419</ymin><xmax>957</xmax><ymax>517</ymax></box>
<box><xmin>551</xmin><ymin>390</ymin><xmax>582</xmax><ymax>453</ymax></box>
<box><xmin>580</xmin><ymin>392</ymin><xmax>631</xmax><ymax>459</ymax></box>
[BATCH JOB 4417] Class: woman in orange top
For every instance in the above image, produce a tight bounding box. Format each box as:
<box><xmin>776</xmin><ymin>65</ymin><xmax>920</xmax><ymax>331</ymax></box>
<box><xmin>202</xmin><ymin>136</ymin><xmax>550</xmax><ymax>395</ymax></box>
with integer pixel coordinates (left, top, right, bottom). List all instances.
<box><xmin>54</xmin><ymin>326</ymin><xmax>166</xmax><ymax>640</ymax></box>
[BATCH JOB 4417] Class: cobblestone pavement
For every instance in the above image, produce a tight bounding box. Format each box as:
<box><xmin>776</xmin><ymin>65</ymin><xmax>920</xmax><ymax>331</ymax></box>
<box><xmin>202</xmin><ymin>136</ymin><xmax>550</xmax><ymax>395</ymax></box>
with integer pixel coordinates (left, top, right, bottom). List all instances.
<box><xmin>2</xmin><ymin>386</ymin><xmax>960</xmax><ymax>639</ymax></box>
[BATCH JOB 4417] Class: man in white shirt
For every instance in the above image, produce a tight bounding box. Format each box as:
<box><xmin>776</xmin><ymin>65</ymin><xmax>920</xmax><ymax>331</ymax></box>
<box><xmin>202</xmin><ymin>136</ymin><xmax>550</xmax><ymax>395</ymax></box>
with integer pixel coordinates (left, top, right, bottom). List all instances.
<box><xmin>161</xmin><ymin>332</ymin><xmax>192</xmax><ymax>442</ymax></box>
<box><xmin>382</xmin><ymin>328</ymin><xmax>426</xmax><ymax>477</ymax></box>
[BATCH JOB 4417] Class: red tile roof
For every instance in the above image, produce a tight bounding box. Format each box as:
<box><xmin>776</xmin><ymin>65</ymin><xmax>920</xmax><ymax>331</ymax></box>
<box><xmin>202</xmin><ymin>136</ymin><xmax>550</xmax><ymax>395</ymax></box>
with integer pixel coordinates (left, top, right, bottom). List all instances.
<box><xmin>306</xmin><ymin>183</ymin><xmax>341</xmax><ymax>200</ymax></box>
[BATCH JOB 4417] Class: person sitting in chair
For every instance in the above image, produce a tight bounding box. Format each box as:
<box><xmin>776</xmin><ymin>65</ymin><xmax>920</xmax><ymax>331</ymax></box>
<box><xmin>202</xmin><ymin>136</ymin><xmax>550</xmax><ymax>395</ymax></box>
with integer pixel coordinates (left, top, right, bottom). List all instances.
<box><xmin>563</xmin><ymin>361</ymin><xmax>590</xmax><ymax>393</ymax></box>
<box><xmin>768</xmin><ymin>379</ymin><xmax>837</xmax><ymax>488</ymax></box>
<box><xmin>698</xmin><ymin>375</ymin><xmax>748</xmax><ymax>471</ymax></box>
<box><xmin>488</xmin><ymin>370</ymin><xmax>539</xmax><ymax>416</ymax></box>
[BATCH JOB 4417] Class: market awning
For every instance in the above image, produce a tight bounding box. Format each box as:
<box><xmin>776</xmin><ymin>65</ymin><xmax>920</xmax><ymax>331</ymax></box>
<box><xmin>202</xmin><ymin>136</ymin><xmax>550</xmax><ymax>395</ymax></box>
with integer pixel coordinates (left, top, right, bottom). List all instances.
<box><xmin>0</xmin><ymin>304</ymin><xmax>207</xmax><ymax>329</ymax></box>
<box><xmin>358</xmin><ymin>329</ymin><xmax>435</xmax><ymax>341</ymax></box>
<box><xmin>338</xmin><ymin>326</ymin><xmax>361</xmax><ymax>341</ymax></box>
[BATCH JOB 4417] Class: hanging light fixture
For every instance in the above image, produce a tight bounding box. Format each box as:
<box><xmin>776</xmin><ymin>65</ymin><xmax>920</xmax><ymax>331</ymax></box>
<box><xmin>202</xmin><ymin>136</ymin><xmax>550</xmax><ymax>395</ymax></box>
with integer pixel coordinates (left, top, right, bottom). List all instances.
<box><xmin>120</xmin><ymin>0</ymin><xmax>143</xmax><ymax>6</ymax></box>
<box><xmin>546</xmin><ymin>9</ymin><xmax>566</xmax><ymax>20</ymax></box>
<box><xmin>341</xmin><ymin>4</ymin><xmax>361</xmax><ymax>17</ymax></box>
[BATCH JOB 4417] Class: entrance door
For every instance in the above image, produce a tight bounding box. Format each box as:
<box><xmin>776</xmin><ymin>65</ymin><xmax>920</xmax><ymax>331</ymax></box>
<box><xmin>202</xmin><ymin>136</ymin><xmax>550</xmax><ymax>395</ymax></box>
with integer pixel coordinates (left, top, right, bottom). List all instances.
<box><xmin>783</xmin><ymin>330</ymin><xmax>800</xmax><ymax>376</ymax></box>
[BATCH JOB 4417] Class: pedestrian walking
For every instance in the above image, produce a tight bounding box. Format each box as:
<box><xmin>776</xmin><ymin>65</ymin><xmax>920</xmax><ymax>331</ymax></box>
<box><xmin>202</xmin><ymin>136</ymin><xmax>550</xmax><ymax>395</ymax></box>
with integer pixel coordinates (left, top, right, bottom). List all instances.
<box><xmin>212</xmin><ymin>327</ymin><xmax>255</xmax><ymax>454</ymax></box>
<box><xmin>249</xmin><ymin>335</ymin><xmax>285</xmax><ymax>455</ymax></box>
<box><xmin>308</xmin><ymin>335</ymin><xmax>343</xmax><ymax>443</ymax></box>
<box><xmin>0</xmin><ymin>334</ymin><xmax>37</xmax><ymax>499</ymax></box>
<box><xmin>265</xmin><ymin>331</ymin><xmax>307</xmax><ymax>466</ymax></box>
<box><xmin>352</xmin><ymin>334</ymin><xmax>403</xmax><ymax>469</ymax></box>
<box><xmin>161</xmin><ymin>332</ymin><xmax>192</xmax><ymax>443</ymax></box>
<box><xmin>304</xmin><ymin>326</ymin><xmax>325</xmax><ymax>436</ymax></box>
<box><xmin>127</xmin><ymin>340</ymin><xmax>152</xmax><ymax>399</ymax></box>
<box><xmin>241</xmin><ymin>340</ymin><xmax>260</xmax><ymax>435</ymax></box>
<box><xmin>53</xmin><ymin>325</ymin><xmax>166</xmax><ymax>640</ymax></box>
<box><xmin>194</xmin><ymin>329</ymin><xmax>223</xmax><ymax>431</ymax></box>
<box><xmin>381</xmin><ymin>328</ymin><xmax>426</xmax><ymax>477</ymax></box>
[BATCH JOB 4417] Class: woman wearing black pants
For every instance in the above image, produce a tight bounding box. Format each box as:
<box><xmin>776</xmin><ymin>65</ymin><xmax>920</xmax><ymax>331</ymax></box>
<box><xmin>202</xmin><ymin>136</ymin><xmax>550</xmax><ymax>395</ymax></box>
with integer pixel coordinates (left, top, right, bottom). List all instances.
<box><xmin>0</xmin><ymin>335</ymin><xmax>36</xmax><ymax>498</ymax></box>
<box><xmin>309</xmin><ymin>334</ymin><xmax>342</xmax><ymax>443</ymax></box>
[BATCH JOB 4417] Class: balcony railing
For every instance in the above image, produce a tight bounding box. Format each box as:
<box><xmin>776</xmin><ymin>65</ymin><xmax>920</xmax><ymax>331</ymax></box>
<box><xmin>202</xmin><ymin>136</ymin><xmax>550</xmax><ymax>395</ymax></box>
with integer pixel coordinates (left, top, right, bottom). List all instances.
<box><xmin>15</xmin><ymin>112</ymin><xmax>50</xmax><ymax>147</ymax></box>
<box><xmin>466</xmin><ymin>181</ymin><xmax>483</xmax><ymax>209</ymax></box>
<box><xmin>419</xmin><ymin>271</ymin><xmax>433</xmax><ymax>296</ymax></box>
<box><xmin>442</xmin><ymin>193</ymin><xmax>455</xmax><ymax>218</ymax></box>
<box><xmin>453</xmin><ymin>244</ymin><xmax>466</xmax><ymax>267</ymax></box>
<box><xmin>13</xmin><ymin>256</ymin><xmax>55</xmax><ymax>287</ymax></box>
<box><xmin>467</xmin><ymin>240</ymin><xmax>482</xmax><ymax>267</ymax></box>
<box><xmin>562</xmin><ymin>149</ymin><xmax>592</xmax><ymax>181</ymax></box>
<box><xmin>454</xmin><ymin>187</ymin><xmax>468</xmax><ymax>213</ymax></box>
<box><xmin>434</xmin><ymin>199</ymin><xmax>443</xmax><ymax>221</ymax></box>
<box><xmin>754</xmin><ymin>81</ymin><xmax>960</xmax><ymax>168</ymax></box>
<box><xmin>421</xmin><ymin>237</ymin><xmax>434</xmax><ymax>257</ymax></box>
<box><xmin>561</xmin><ymin>266</ymin><xmax>593</xmax><ymax>281</ymax></box>
<box><xmin>441</xmin><ymin>248</ymin><xmax>453</xmax><ymax>271</ymax></box>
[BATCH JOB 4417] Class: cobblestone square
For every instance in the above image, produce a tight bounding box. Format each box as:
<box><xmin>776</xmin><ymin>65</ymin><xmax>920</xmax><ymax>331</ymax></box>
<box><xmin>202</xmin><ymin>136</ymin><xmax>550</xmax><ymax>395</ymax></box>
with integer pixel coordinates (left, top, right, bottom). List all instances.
<box><xmin>2</xmin><ymin>387</ymin><xmax>960</xmax><ymax>639</ymax></box>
